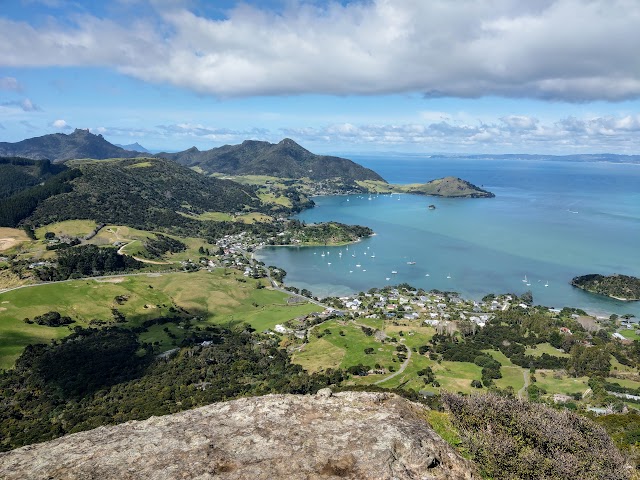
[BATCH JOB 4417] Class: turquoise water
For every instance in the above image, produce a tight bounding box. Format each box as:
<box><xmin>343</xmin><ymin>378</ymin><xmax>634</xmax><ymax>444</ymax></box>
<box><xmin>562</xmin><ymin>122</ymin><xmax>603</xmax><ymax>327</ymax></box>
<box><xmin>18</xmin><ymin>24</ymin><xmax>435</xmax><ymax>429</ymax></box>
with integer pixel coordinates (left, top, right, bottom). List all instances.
<box><xmin>256</xmin><ymin>157</ymin><xmax>640</xmax><ymax>317</ymax></box>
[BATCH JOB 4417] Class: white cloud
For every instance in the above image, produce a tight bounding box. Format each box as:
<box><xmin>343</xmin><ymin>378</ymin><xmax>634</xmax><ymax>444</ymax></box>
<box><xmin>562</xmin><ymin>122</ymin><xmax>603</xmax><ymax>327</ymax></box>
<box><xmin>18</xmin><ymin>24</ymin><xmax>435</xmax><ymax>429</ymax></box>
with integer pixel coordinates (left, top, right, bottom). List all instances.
<box><xmin>0</xmin><ymin>76</ymin><xmax>22</xmax><ymax>92</ymax></box>
<box><xmin>51</xmin><ymin>119</ymin><xmax>70</xmax><ymax>129</ymax></box>
<box><xmin>278</xmin><ymin>113</ymin><xmax>640</xmax><ymax>153</ymax></box>
<box><xmin>1</xmin><ymin>1</ymin><xmax>640</xmax><ymax>101</ymax></box>
<box><xmin>0</xmin><ymin>98</ymin><xmax>41</xmax><ymax>112</ymax></box>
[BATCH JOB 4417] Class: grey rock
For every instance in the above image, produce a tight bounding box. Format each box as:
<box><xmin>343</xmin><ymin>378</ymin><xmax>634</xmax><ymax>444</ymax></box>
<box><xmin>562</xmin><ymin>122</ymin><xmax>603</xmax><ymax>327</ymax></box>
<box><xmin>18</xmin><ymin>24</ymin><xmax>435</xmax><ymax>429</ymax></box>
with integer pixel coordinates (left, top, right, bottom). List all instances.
<box><xmin>0</xmin><ymin>392</ymin><xmax>479</xmax><ymax>479</ymax></box>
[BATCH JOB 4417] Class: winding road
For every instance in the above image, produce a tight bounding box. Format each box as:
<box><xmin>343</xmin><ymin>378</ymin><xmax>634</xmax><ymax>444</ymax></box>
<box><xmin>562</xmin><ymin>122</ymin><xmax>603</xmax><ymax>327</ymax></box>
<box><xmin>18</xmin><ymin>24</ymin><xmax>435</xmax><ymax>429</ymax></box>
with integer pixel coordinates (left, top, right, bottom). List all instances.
<box><xmin>375</xmin><ymin>341</ymin><xmax>412</xmax><ymax>385</ymax></box>
<box><xmin>517</xmin><ymin>369</ymin><xmax>530</xmax><ymax>399</ymax></box>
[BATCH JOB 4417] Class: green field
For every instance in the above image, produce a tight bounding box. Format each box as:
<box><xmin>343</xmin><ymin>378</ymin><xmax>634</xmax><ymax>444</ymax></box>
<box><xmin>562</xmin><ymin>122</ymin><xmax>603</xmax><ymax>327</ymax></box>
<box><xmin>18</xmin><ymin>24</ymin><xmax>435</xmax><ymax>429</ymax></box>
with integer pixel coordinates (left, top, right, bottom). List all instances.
<box><xmin>0</xmin><ymin>270</ymin><xmax>319</xmax><ymax>370</ymax></box>
<box><xmin>534</xmin><ymin>370</ymin><xmax>589</xmax><ymax>395</ymax></box>
<box><xmin>619</xmin><ymin>329</ymin><xmax>640</xmax><ymax>341</ymax></box>
<box><xmin>525</xmin><ymin>342</ymin><xmax>570</xmax><ymax>357</ymax></box>
<box><xmin>35</xmin><ymin>219</ymin><xmax>98</xmax><ymax>239</ymax></box>
<box><xmin>293</xmin><ymin>320</ymin><xmax>397</xmax><ymax>375</ymax></box>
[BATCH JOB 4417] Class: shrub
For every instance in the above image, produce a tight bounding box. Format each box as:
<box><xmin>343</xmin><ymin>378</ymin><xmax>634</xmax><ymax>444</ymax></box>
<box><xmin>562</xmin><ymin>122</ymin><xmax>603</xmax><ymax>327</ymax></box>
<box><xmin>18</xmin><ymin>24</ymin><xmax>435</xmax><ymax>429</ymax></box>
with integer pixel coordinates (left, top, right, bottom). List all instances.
<box><xmin>442</xmin><ymin>392</ymin><xmax>628</xmax><ymax>480</ymax></box>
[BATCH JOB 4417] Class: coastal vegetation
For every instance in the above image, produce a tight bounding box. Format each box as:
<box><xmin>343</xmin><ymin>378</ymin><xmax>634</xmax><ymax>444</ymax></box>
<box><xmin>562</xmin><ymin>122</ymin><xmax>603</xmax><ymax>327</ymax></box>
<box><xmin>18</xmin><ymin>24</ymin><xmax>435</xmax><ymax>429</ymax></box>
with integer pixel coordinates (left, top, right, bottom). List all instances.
<box><xmin>572</xmin><ymin>274</ymin><xmax>640</xmax><ymax>301</ymax></box>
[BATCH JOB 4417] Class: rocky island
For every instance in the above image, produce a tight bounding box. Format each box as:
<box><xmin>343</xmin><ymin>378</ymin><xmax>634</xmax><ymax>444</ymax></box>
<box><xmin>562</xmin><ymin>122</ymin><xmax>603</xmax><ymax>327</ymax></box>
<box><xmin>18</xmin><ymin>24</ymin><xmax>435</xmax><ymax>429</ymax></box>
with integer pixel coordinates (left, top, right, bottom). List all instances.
<box><xmin>400</xmin><ymin>176</ymin><xmax>495</xmax><ymax>198</ymax></box>
<box><xmin>571</xmin><ymin>273</ymin><xmax>640</xmax><ymax>301</ymax></box>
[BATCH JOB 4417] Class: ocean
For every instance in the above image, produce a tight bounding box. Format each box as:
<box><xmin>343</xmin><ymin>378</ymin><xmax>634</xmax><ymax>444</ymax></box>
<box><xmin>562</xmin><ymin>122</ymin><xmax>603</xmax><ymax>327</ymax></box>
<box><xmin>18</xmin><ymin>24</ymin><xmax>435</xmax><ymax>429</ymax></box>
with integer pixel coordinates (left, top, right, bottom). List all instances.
<box><xmin>255</xmin><ymin>156</ymin><xmax>640</xmax><ymax>317</ymax></box>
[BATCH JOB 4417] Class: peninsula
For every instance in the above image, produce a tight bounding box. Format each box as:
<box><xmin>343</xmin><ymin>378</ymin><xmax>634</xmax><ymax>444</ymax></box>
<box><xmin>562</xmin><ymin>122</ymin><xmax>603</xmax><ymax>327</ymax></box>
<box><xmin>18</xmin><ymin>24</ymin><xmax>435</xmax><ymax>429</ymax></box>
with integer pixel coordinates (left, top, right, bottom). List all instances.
<box><xmin>571</xmin><ymin>274</ymin><xmax>640</xmax><ymax>301</ymax></box>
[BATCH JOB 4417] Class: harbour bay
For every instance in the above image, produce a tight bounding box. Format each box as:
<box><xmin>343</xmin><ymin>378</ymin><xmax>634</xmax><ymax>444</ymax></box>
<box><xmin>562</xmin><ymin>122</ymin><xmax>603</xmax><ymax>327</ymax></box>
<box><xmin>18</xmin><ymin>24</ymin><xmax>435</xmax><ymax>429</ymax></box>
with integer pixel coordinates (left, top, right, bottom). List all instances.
<box><xmin>256</xmin><ymin>156</ymin><xmax>640</xmax><ymax>317</ymax></box>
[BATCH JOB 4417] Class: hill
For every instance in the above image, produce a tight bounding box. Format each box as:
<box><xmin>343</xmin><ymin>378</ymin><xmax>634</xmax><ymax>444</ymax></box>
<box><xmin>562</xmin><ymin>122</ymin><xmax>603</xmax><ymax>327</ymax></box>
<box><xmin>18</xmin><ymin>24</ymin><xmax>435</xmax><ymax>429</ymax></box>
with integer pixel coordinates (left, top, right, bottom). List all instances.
<box><xmin>115</xmin><ymin>142</ymin><xmax>149</xmax><ymax>153</ymax></box>
<box><xmin>0</xmin><ymin>391</ymin><xmax>478</xmax><ymax>479</ymax></box>
<box><xmin>0</xmin><ymin>157</ymin><xmax>67</xmax><ymax>199</ymax></box>
<box><xmin>0</xmin><ymin>157</ymin><xmax>265</xmax><ymax>231</ymax></box>
<box><xmin>0</xmin><ymin>129</ymin><xmax>139</xmax><ymax>162</ymax></box>
<box><xmin>401</xmin><ymin>176</ymin><xmax>495</xmax><ymax>198</ymax></box>
<box><xmin>571</xmin><ymin>274</ymin><xmax>640</xmax><ymax>301</ymax></box>
<box><xmin>156</xmin><ymin>138</ymin><xmax>386</xmax><ymax>182</ymax></box>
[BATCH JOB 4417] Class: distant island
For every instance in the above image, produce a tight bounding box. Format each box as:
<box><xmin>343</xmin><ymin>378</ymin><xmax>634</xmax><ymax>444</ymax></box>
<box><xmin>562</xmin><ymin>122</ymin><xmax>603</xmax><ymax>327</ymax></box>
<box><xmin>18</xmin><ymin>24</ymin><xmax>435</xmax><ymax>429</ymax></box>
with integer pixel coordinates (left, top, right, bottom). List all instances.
<box><xmin>400</xmin><ymin>176</ymin><xmax>495</xmax><ymax>198</ymax></box>
<box><xmin>571</xmin><ymin>274</ymin><xmax>640</xmax><ymax>301</ymax></box>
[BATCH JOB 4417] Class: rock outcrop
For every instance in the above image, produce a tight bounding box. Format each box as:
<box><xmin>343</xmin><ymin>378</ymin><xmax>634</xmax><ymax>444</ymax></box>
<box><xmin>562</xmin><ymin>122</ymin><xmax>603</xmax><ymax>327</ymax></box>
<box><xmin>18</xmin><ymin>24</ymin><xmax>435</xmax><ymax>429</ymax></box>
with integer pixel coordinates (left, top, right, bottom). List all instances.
<box><xmin>0</xmin><ymin>391</ymin><xmax>478</xmax><ymax>479</ymax></box>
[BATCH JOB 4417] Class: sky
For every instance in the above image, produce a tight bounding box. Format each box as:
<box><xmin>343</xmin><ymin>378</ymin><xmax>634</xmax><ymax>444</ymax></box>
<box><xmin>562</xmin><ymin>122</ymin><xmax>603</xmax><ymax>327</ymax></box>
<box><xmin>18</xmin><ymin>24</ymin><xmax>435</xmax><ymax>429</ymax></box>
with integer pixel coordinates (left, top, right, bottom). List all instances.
<box><xmin>1</xmin><ymin>0</ymin><xmax>640</xmax><ymax>155</ymax></box>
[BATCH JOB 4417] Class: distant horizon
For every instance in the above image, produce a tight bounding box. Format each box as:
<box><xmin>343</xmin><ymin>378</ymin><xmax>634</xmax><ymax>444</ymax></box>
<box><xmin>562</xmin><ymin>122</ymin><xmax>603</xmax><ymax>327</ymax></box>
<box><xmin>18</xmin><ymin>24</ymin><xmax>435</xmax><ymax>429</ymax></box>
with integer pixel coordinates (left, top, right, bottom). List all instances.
<box><xmin>4</xmin><ymin>129</ymin><xmax>640</xmax><ymax>160</ymax></box>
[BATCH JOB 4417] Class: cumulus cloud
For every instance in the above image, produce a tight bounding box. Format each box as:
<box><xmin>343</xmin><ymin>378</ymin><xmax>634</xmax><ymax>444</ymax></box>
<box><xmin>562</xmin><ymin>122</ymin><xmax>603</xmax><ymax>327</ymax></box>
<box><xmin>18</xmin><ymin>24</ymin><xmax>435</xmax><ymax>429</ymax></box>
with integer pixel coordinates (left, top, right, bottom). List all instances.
<box><xmin>0</xmin><ymin>76</ymin><xmax>22</xmax><ymax>92</ymax></box>
<box><xmin>1</xmin><ymin>1</ymin><xmax>639</xmax><ymax>101</ymax></box>
<box><xmin>278</xmin><ymin>113</ymin><xmax>640</xmax><ymax>153</ymax></box>
<box><xmin>51</xmin><ymin>119</ymin><xmax>71</xmax><ymax>129</ymax></box>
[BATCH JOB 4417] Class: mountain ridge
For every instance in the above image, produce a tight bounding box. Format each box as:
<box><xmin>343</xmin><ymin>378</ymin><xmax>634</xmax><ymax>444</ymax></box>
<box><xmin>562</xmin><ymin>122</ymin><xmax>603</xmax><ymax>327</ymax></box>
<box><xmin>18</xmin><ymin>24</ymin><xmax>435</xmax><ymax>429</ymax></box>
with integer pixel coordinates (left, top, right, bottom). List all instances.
<box><xmin>0</xmin><ymin>129</ymin><xmax>139</xmax><ymax>162</ymax></box>
<box><xmin>156</xmin><ymin>137</ymin><xmax>387</xmax><ymax>182</ymax></box>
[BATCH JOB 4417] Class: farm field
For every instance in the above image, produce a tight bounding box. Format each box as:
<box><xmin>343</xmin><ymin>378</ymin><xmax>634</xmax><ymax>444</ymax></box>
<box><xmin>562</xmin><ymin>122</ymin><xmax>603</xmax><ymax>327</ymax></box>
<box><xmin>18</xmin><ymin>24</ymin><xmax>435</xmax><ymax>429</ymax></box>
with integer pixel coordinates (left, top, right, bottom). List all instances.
<box><xmin>0</xmin><ymin>270</ymin><xmax>319</xmax><ymax>369</ymax></box>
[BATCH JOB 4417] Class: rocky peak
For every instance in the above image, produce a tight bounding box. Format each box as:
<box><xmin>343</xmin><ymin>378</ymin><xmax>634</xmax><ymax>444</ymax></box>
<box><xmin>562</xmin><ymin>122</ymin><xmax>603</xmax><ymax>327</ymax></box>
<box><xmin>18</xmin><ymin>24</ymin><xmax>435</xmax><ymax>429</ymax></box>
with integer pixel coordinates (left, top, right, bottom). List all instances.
<box><xmin>0</xmin><ymin>391</ymin><xmax>478</xmax><ymax>479</ymax></box>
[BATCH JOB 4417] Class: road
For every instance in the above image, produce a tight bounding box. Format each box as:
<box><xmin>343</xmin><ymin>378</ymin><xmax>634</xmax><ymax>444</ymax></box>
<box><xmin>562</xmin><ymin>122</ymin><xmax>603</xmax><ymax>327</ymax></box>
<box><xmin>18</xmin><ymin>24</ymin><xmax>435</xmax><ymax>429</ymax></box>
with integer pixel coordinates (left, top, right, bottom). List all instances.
<box><xmin>375</xmin><ymin>341</ymin><xmax>412</xmax><ymax>385</ymax></box>
<box><xmin>517</xmin><ymin>369</ymin><xmax>530</xmax><ymax>399</ymax></box>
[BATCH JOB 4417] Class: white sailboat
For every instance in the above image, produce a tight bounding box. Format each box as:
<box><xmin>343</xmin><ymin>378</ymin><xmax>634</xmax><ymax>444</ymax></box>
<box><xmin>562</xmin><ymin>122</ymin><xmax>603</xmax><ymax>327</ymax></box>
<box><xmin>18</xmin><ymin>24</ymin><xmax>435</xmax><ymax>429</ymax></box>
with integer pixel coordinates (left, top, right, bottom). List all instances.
<box><xmin>447</xmin><ymin>273</ymin><xmax>451</xmax><ymax>279</ymax></box>
<box><xmin>545</xmin><ymin>281</ymin><xmax>549</xmax><ymax>287</ymax></box>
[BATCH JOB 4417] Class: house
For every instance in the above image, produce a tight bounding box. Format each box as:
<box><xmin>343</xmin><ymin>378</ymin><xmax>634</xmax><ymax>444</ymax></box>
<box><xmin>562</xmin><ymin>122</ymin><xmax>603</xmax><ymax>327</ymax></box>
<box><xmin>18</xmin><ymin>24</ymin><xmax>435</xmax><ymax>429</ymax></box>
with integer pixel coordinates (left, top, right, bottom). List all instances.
<box><xmin>612</xmin><ymin>332</ymin><xmax>626</xmax><ymax>341</ymax></box>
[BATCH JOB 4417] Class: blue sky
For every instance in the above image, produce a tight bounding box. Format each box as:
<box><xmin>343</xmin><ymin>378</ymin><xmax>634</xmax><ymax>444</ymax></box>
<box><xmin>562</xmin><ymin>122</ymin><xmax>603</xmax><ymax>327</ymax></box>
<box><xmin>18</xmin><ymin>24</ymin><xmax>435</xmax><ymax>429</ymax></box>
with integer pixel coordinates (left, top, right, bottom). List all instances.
<box><xmin>1</xmin><ymin>0</ymin><xmax>640</xmax><ymax>154</ymax></box>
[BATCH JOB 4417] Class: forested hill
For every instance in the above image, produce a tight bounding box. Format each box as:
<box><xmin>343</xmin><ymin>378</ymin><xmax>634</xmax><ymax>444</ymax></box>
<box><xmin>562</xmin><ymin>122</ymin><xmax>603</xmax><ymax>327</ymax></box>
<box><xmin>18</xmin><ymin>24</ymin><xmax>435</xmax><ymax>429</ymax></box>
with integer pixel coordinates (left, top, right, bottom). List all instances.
<box><xmin>571</xmin><ymin>274</ymin><xmax>640</xmax><ymax>301</ymax></box>
<box><xmin>156</xmin><ymin>138</ymin><xmax>387</xmax><ymax>182</ymax></box>
<box><xmin>0</xmin><ymin>157</ymin><xmax>263</xmax><ymax>231</ymax></box>
<box><xmin>0</xmin><ymin>157</ymin><xmax>68</xmax><ymax>199</ymax></box>
<box><xmin>0</xmin><ymin>129</ymin><xmax>139</xmax><ymax>162</ymax></box>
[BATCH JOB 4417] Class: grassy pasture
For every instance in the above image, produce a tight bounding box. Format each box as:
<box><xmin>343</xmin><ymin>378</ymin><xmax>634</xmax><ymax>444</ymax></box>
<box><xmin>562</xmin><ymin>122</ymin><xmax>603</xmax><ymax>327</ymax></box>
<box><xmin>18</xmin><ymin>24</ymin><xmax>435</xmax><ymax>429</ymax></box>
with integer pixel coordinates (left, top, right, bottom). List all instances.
<box><xmin>525</xmin><ymin>342</ymin><xmax>570</xmax><ymax>357</ymax></box>
<box><xmin>0</xmin><ymin>270</ymin><xmax>318</xmax><ymax>370</ymax></box>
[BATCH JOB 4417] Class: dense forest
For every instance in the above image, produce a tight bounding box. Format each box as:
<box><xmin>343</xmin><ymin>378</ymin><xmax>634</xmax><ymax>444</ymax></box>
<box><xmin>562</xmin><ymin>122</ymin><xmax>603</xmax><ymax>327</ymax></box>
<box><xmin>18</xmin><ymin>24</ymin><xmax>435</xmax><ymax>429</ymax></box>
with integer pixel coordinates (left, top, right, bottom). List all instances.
<box><xmin>280</xmin><ymin>220</ymin><xmax>374</xmax><ymax>245</ymax></box>
<box><xmin>0</xmin><ymin>167</ymin><xmax>82</xmax><ymax>227</ymax></box>
<box><xmin>143</xmin><ymin>234</ymin><xmax>187</xmax><ymax>259</ymax></box>
<box><xmin>0</xmin><ymin>326</ymin><xmax>343</xmax><ymax>451</ymax></box>
<box><xmin>0</xmin><ymin>157</ymin><xmax>68</xmax><ymax>199</ymax></box>
<box><xmin>25</xmin><ymin>158</ymin><xmax>263</xmax><ymax>230</ymax></box>
<box><xmin>572</xmin><ymin>274</ymin><xmax>640</xmax><ymax>301</ymax></box>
